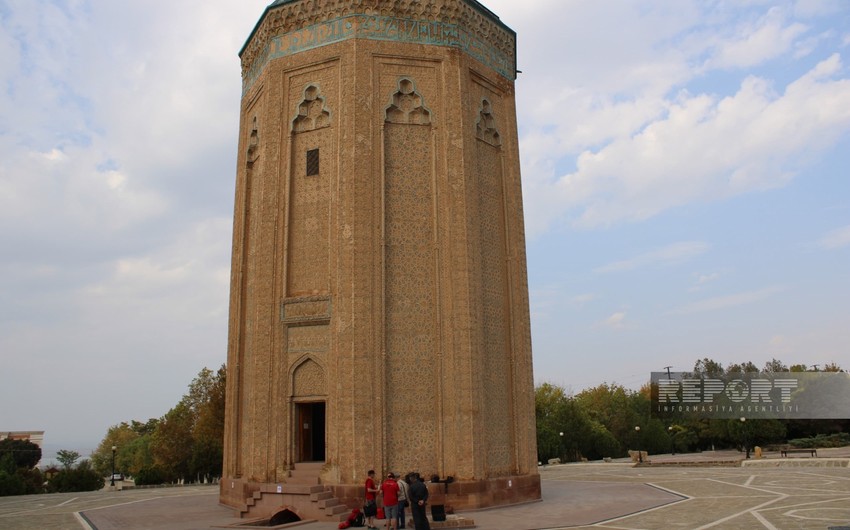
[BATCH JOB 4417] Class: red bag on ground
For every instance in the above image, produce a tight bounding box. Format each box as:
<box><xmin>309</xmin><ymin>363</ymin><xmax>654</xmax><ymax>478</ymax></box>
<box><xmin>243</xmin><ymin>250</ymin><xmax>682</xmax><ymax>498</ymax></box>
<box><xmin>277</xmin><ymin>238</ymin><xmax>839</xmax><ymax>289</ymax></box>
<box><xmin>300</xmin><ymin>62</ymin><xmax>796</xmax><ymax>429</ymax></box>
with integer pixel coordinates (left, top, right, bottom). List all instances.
<box><xmin>377</xmin><ymin>507</ymin><xmax>385</xmax><ymax>519</ymax></box>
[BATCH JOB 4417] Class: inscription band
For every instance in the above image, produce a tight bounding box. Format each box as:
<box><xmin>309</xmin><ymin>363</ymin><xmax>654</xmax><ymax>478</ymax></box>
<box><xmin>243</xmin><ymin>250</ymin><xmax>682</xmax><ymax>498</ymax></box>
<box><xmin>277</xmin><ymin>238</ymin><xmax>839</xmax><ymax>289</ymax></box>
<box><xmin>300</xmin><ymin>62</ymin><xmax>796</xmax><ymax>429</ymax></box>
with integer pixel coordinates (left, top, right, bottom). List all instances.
<box><xmin>243</xmin><ymin>14</ymin><xmax>515</xmax><ymax>94</ymax></box>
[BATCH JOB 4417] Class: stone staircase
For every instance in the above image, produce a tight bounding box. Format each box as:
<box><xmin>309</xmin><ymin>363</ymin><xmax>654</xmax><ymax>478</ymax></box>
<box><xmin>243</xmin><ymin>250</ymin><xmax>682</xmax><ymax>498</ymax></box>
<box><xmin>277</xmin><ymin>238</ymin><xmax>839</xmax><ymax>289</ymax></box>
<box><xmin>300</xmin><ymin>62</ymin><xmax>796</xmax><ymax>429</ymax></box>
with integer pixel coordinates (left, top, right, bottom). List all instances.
<box><xmin>239</xmin><ymin>462</ymin><xmax>350</xmax><ymax>522</ymax></box>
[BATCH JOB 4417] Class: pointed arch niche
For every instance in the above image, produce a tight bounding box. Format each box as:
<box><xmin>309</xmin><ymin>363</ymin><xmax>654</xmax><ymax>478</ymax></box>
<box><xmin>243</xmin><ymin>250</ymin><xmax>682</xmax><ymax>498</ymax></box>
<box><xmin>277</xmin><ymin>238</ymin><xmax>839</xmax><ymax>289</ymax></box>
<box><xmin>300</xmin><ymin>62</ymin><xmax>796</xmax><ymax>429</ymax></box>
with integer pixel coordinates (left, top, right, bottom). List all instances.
<box><xmin>476</xmin><ymin>98</ymin><xmax>501</xmax><ymax>147</ymax></box>
<box><xmin>381</xmin><ymin>77</ymin><xmax>439</xmax><ymax>472</ymax></box>
<box><xmin>292</xmin><ymin>84</ymin><xmax>331</xmax><ymax>133</ymax></box>
<box><xmin>473</xmin><ymin>94</ymin><xmax>513</xmax><ymax>474</ymax></box>
<box><xmin>287</xmin><ymin>83</ymin><xmax>333</xmax><ymax>297</ymax></box>
<box><xmin>291</xmin><ymin>355</ymin><xmax>327</xmax><ymax>463</ymax></box>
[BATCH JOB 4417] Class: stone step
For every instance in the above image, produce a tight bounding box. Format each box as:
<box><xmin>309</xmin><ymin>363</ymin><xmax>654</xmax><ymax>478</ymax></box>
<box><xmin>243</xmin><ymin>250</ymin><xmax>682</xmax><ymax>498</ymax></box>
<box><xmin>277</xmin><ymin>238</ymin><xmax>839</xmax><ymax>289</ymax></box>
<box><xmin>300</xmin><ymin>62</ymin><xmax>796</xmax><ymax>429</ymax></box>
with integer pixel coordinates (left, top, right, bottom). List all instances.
<box><xmin>317</xmin><ymin>497</ymin><xmax>340</xmax><ymax>509</ymax></box>
<box><xmin>311</xmin><ymin>490</ymin><xmax>334</xmax><ymax>501</ymax></box>
<box><xmin>287</xmin><ymin>474</ymin><xmax>321</xmax><ymax>485</ymax></box>
<box><xmin>325</xmin><ymin>503</ymin><xmax>350</xmax><ymax>516</ymax></box>
<box><xmin>255</xmin><ymin>483</ymin><xmax>324</xmax><ymax>495</ymax></box>
<box><xmin>292</xmin><ymin>461</ymin><xmax>325</xmax><ymax>471</ymax></box>
<box><xmin>289</xmin><ymin>484</ymin><xmax>326</xmax><ymax>494</ymax></box>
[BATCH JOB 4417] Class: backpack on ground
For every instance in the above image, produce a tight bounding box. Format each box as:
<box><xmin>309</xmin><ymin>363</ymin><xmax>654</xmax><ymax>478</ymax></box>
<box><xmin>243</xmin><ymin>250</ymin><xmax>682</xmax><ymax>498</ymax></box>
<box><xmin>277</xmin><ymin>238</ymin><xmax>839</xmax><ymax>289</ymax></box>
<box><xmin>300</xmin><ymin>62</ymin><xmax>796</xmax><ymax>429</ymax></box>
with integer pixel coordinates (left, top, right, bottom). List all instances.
<box><xmin>348</xmin><ymin>508</ymin><xmax>365</xmax><ymax>527</ymax></box>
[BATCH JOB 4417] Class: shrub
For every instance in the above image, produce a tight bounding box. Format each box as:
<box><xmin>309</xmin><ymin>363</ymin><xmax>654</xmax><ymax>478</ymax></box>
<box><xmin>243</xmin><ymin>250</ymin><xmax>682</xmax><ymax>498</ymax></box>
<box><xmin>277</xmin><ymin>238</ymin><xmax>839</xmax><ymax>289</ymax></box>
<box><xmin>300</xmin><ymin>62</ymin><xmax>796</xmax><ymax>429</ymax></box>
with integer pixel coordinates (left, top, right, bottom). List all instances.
<box><xmin>788</xmin><ymin>433</ymin><xmax>850</xmax><ymax>448</ymax></box>
<box><xmin>134</xmin><ymin>466</ymin><xmax>167</xmax><ymax>486</ymax></box>
<box><xmin>47</xmin><ymin>461</ymin><xmax>104</xmax><ymax>493</ymax></box>
<box><xmin>0</xmin><ymin>470</ymin><xmax>26</xmax><ymax>497</ymax></box>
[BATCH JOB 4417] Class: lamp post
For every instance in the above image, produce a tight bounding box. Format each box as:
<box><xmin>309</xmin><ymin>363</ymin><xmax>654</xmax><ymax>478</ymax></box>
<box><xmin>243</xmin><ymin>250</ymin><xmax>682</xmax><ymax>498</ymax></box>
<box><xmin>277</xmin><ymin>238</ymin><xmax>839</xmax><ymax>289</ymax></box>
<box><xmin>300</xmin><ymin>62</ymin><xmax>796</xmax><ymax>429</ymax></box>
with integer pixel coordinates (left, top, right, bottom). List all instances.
<box><xmin>559</xmin><ymin>431</ymin><xmax>564</xmax><ymax>463</ymax></box>
<box><xmin>668</xmin><ymin>426</ymin><xmax>675</xmax><ymax>455</ymax></box>
<box><xmin>110</xmin><ymin>445</ymin><xmax>117</xmax><ymax>486</ymax></box>
<box><xmin>739</xmin><ymin>418</ymin><xmax>750</xmax><ymax>459</ymax></box>
<box><xmin>635</xmin><ymin>426</ymin><xmax>642</xmax><ymax>463</ymax></box>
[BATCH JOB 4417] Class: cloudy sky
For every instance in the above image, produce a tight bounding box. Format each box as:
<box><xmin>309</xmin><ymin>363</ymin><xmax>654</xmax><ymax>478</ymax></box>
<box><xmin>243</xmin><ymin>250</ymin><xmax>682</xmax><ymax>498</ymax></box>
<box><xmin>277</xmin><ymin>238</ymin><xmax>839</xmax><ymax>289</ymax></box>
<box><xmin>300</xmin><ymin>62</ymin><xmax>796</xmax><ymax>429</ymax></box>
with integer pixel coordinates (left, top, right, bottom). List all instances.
<box><xmin>1</xmin><ymin>0</ymin><xmax>848</xmax><ymax>453</ymax></box>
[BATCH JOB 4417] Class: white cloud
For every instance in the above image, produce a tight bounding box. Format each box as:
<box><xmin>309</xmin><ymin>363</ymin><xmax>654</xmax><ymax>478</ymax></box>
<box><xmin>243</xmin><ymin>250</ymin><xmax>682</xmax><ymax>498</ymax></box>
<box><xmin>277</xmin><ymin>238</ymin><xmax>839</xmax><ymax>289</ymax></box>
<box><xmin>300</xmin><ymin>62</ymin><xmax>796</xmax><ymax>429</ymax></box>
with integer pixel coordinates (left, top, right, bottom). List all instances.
<box><xmin>768</xmin><ymin>334</ymin><xmax>794</xmax><ymax>356</ymax></box>
<box><xmin>704</xmin><ymin>7</ymin><xmax>809</xmax><ymax>69</ymax></box>
<box><xmin>571</xmin><ymin>293</ymin><xmax>596</xmax><ymax>306</ymax></box>
<box><xmin>605</xmin><ymin>311</ymin><xmax>627</xmax><ymax>329</ymax></box>
<box><xmin>696</xmin><ymin>272</ymin><xmax>721</xmax><ymax>285</ymax></box>
<box><xmin>817</xmin><ymin>225</ymin><xmax>850</xmax><ymax>249</ymax></box>
<box><xmin>509</xmin><ymin>1</ymin><xmax>850</xmax><ymax>235</ymax></box>
<box><xmin>670</xmin><ymin>286</ymin><xmax>785</xmax><ymax>315</ymax></box>
<box><xmin>534</xmin><ymin>54</ymin><xmax>850</xmax><ymax>229</ymax></box>
<box><xmin>689</xmin><ymin>272</ymin><xmax>722</xmax><ymax>292</ymax></box>
<box><xmin>81</xmin><ymin>217</ymin><xmax>231</xmax><ymax>320</ymax></box>
<box><xmin>595</xmin><ymin>241</ymin><xmax>709</xmax><ymax>273</ymax></box>
<box><xmin>0</xmin><ymin>0</ymin><xmax>267</xmax><ymax>446</ymax></box>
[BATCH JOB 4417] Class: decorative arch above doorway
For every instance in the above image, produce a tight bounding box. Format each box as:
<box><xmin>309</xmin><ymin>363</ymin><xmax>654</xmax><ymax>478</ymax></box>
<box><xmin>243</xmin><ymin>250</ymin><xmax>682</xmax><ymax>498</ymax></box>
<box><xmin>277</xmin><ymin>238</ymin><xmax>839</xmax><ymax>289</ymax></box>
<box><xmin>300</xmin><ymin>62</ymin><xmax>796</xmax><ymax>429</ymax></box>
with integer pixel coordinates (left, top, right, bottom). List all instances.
<box><xmin>291</xmin><ymin>356</ymin><xmax>327</xmax><ymax>462</ymax></box>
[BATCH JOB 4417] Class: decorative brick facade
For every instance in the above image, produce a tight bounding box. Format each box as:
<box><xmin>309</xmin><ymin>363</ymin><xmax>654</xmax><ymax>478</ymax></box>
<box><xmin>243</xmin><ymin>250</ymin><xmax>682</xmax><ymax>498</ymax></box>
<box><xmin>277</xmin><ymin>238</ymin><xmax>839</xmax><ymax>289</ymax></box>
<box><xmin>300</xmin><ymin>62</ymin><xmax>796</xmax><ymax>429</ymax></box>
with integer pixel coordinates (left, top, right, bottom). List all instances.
<box><xmin>222</xmin><ymin>0</ymin><xmax>539</xmax><ymax>518</ymax></box>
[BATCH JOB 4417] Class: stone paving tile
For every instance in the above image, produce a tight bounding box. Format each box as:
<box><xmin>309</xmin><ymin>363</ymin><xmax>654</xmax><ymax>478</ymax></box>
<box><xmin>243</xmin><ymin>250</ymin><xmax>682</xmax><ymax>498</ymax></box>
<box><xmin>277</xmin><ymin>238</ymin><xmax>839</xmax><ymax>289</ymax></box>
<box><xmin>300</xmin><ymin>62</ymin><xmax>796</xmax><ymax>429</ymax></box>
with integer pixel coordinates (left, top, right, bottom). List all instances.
<box><xmin>2</xmin><ymin>453</ymin><xmax>850</xmax><ymax>529</ymax></box>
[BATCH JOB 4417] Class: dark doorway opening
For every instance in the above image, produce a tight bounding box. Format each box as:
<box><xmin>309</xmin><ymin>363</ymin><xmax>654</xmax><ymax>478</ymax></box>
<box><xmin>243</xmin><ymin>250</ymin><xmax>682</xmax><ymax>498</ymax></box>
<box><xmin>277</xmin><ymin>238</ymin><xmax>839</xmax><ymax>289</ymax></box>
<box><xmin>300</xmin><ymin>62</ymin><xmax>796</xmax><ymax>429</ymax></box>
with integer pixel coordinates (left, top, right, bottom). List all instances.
<box><xmin>269</xmin><ymin>508</ymin><xmax>301</xmax><ymax>525</ymax></box>
<box><xmin>295</xmin><ymin>402</ymin><xmax>325</xmax><ymax>462</ymax></box>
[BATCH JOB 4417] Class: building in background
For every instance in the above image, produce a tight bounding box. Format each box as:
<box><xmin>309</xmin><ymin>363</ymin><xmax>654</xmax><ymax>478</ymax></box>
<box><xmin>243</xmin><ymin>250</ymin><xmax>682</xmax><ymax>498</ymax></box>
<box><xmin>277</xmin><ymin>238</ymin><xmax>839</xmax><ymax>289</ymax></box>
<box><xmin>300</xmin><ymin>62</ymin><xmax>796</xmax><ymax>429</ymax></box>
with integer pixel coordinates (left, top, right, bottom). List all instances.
<box><xmin>221</xmin><ymin>0</ymin><xmax>539</xmax><ymax>522</ymax></box>
<box><xmin>0</xmin><ymin>431</ymin><xmax>44</xmax><ymax>447</ymax></box>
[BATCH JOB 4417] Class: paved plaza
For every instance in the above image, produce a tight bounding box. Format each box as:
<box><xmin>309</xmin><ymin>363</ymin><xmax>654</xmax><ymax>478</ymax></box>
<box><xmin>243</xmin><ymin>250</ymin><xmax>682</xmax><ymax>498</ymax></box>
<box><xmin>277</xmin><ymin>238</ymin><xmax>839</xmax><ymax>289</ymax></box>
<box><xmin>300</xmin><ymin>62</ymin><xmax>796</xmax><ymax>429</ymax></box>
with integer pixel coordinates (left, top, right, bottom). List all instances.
<box><xmin>1</xmin><ymin>449</ymin><xmax>848</xmax><ymax>529</ymax></box>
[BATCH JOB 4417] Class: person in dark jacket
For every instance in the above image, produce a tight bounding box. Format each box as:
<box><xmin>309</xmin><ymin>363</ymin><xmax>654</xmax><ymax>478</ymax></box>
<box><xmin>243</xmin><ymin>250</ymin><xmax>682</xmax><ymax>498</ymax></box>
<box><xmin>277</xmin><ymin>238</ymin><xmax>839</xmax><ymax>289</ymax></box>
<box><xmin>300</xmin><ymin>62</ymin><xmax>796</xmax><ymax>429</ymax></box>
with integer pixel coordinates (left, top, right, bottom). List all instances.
<box><xmin>407</xmin><ymin>473</ymin><xmax>430</xmax><ymax>530</ymax></box>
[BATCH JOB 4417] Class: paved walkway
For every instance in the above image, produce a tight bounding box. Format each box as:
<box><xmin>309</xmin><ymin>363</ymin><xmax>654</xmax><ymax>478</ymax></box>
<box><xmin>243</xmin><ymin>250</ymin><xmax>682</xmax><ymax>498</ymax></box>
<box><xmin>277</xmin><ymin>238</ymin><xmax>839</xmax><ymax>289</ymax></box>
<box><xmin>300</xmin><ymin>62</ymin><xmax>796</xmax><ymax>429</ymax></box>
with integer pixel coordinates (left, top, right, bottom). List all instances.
<box><xmin>1</xmin><ymin>448</ymin><xmax>848</xmax><ymax>529</ymax></box>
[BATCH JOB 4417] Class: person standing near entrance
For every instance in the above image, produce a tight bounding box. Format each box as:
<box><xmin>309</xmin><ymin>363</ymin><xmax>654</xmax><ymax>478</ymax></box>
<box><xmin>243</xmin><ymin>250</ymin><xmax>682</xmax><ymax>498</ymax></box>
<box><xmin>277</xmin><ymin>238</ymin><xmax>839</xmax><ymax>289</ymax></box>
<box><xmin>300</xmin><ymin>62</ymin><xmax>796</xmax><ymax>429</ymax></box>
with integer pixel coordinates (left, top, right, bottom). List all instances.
<box><xmin>364</xmin><ymin>470</ymin><xmax>379</xmax><ymax>530</ymax></box>
<box><xmin>380</xmin><ymin>472</ymin><xmax>400</xmax><ymax>530</ymax></box>
<box><xmin>408</xmin><ymin>473</ymin><xmax>430</xmax><ymax>530</ymax></box>
<box><xmin>396</xmin><ymin>473</ymin><xmax>410</xmax><ymax>529</ymax></box>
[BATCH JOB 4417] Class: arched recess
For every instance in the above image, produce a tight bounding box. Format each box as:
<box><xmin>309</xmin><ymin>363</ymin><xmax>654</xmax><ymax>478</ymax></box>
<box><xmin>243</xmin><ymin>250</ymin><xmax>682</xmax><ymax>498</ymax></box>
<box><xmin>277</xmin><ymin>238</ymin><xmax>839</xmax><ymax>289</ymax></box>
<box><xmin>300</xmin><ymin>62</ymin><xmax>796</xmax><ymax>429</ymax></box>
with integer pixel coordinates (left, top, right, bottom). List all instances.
<box><xmin>385</xmin><ymin>77</ymin><xmax>432</xmax><ymax>125</ymax></box>
<box><xmin>473</xmin><ymin>93</ymin><xmax>513</xmax><ymax>474</ymax></box>
<box><xmin>292</xmin><ymin>84</ymin><xmax>331</xmax><ymax>133</ymax></box>
<box><xmin>476</xmin><ymin>98</ymin><xmax>501</xmax><ymax>147</ymax></box>
<box><xmin>286</xmin><ymin>83</ymin><xmax>333</xmax><ymax>296</ymax></box>
<box><xmin>291</xmin><ymin>355</ymin><xmax>327</xmax><ymax>462</ymax></box>
<box><xmin>381</xmin><ymin>76</ymin><xmax>439</xmax><ymax>472</ymax></box>
<box><xmin>270</xmin><ymin>507</ymin><xmax>302</xmax><ymax>525</ymax></box>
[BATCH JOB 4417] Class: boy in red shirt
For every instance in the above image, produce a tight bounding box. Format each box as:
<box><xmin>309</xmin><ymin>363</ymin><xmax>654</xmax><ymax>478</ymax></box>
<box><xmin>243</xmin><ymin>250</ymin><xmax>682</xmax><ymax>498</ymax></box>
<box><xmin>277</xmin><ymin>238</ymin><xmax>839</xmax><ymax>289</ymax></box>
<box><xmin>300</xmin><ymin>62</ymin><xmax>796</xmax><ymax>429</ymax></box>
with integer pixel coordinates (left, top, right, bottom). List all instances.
<box><xmin>364</xmin><ymin>470</ymin><xmax>379</xmax><ymax>529</ymax></box>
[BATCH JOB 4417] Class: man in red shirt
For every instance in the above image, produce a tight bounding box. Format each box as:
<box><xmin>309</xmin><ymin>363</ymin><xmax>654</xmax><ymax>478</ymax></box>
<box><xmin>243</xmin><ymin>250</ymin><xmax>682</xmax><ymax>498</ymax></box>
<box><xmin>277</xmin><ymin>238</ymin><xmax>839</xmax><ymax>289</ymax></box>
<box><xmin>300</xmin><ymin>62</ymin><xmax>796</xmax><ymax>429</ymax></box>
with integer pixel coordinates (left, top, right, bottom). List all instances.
<box><xmin>364</xmin><ymin>470</ymin><xmax>379</xmax><ymax>530</ymax></box>
<box><xmin>380</xmin><ymin>472</ymin><xmax>401</xmax><ymax>530</ymax></box>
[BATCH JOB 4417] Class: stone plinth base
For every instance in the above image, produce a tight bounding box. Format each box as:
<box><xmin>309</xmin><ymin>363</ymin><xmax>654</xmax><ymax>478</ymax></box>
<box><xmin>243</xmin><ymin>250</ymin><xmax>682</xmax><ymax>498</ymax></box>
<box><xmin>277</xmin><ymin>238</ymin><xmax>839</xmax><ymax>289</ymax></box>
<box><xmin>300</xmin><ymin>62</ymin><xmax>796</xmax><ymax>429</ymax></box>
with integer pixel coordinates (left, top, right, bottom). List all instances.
<box><xmin>221</xmin><ymin>473</ymin><xmax>541</xmax><ymax>516</ymax></box>
<box><xmin>429</xmin><ymin>515</ymin><xmax>475</xmax><ymax>528</ymax></box>
<box><xmin>327</xmin><ymin>473</ymin><xmax>540</xmax><ymax>513</ymax></box>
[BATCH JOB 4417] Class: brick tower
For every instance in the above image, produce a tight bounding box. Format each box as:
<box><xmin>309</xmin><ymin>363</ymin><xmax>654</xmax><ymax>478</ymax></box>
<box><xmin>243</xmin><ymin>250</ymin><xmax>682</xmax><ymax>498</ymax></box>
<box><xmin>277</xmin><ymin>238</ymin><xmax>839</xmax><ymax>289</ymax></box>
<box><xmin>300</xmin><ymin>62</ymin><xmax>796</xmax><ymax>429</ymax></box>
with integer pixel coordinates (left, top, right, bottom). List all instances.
<box><xmin>221</xmin><ymin>0</ymin><xmax>540</xmax><ymax>521</ymax></box>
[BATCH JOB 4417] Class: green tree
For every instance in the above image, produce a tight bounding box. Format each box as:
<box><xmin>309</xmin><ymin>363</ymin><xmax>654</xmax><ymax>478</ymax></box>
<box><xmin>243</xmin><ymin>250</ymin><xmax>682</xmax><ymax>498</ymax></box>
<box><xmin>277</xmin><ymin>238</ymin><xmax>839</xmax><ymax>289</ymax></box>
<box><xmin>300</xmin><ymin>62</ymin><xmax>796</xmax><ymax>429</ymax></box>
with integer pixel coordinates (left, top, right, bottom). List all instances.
<box><xmin>93</xmin><ymin>365</ymin><xmax>227</xmax><ymax>484</ymax></box>
<box><xmin>693</xmin><ymin>358</ymin><xmax>724</xmax><ymax>377</ymax></box>
<box><xmin>91</xmin><ymin>422</ymin><xmax>141</xmax><ymax>476</ymax></box>
<box><xmin>535</xmin><ymin>383</ymin><xmax>571</xmax><ymax>462</ymax></box>
<box><xmin>151</xmin><ymin>401</ymin><xmax>194</xmax><ymax>481</ymax></box>
<box><xmin>122</xmin><ymin>434</ymin><xmax>154</xmax><ymax>477</ymax></box>
<box><xmin>640</xmin><ymin>418</ymin><xmax>671</xmax><ymax>455</ymax></box>
<box><xmin>576</xmin><ymin>383</ymin><xmax>645</xmax><ymax>454</ymax></box>
<box><xmin>189</xmin><ymin>365</ymin><xmax>226</xmax><ymax>480</ymax></box>
<box><xmin>584</xmin><ymin>421</ymin><xmax>620</xmax><ymax>460</ymax></box>
<box><xmin>56</xmin><ymin>449</ymin><xmax>81</xmax><ymax>469</ymax></box>
<box><xmin>763</xmin><ymin>358</ymin><xmax>788</xmax><ymax>373</ymax></box>
<box><xmin>726</xmin><ymin>362</ymin><xmax>758</xmax><ymax>374</ymax></box>
<box><xmin>0</xmin><ymin>453</ymin><xmax>25</xmax><ymax>497</ymax></box>
<box><xmin>667</xmin><ymin>424</ymin><xmax>698</xmax><ymax>453</ymax></box>
<box><xmin>47</xmin><ymin>460</ymin><xmax>104</xmax><ymax>493</ymax></box>
<box><xmin>150</xmin><ymin>365</ymin><xmax>227</xmax><ymax>482</ymax></box>
<box><xmin>0</xmin><ymin>439</ymin><xmax>41</xmax><ymax>470</ymax></box>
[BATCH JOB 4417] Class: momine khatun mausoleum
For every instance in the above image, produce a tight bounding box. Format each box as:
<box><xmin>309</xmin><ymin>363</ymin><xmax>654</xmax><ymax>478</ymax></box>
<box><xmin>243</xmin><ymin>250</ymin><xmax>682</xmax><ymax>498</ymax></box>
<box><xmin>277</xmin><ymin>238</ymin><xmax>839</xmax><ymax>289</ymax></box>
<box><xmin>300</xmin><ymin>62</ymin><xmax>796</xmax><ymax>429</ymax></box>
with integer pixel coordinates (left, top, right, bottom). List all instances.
<box><xmin>221</xmin><ymin>0</ymin><xmax>540</xmax><ymax>522</ymax></box>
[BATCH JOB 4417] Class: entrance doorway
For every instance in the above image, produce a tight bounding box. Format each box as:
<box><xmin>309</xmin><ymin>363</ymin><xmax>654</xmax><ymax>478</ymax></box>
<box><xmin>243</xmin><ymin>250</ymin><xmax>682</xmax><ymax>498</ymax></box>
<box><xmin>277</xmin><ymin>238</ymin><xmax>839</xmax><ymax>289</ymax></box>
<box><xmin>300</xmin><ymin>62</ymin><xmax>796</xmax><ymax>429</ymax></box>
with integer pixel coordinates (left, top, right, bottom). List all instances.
<box><xmin>295</xmin><ymin>402</ymin><xmax>326</xmax><ymax>462</ymax></box>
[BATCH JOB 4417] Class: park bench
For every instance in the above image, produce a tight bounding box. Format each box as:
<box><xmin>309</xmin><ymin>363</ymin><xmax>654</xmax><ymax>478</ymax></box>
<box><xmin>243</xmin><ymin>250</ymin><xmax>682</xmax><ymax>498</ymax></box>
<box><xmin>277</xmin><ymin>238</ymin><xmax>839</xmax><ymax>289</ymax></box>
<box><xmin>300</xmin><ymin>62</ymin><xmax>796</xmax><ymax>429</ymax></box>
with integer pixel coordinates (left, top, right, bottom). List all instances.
<box><xmin>780</xmin><ymin>448</ymin><xmax>817</xmax><ymax>458</ymax></box>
